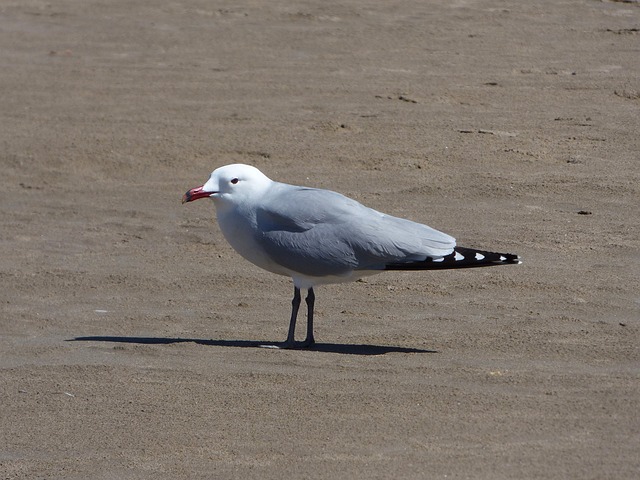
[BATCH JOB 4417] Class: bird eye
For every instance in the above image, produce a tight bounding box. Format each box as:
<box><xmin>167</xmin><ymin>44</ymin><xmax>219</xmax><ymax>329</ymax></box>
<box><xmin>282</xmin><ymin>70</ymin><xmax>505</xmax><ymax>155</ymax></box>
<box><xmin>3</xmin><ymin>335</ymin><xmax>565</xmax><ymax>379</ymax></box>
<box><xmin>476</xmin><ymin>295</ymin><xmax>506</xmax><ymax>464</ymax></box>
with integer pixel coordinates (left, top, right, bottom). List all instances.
<box><xmin>230</xmin><ymin>178</ymin><xmax>239</xmax><ymax>185</ymax></box>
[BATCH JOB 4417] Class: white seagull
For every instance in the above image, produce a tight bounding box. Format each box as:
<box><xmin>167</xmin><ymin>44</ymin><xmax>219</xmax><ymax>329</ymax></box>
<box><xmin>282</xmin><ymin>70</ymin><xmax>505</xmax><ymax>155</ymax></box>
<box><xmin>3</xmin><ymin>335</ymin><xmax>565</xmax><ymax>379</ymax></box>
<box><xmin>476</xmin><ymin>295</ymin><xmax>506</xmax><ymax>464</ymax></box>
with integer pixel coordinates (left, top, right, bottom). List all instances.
<box><xmin>183</xmin><ymin>164</ymin><xmax>521</xmax><ymax>348</ymax></box>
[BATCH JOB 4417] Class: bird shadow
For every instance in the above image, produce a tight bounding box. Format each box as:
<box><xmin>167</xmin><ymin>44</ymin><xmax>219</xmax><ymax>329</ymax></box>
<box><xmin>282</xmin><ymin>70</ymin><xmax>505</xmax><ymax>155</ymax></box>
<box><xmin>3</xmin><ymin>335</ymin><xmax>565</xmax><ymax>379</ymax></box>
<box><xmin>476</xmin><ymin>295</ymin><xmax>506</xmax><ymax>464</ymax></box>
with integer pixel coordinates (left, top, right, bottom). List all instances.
<box><xmin>69</xmin><ymin>336</ymin><xmax>437</xmax><ymax>356</ymax></box>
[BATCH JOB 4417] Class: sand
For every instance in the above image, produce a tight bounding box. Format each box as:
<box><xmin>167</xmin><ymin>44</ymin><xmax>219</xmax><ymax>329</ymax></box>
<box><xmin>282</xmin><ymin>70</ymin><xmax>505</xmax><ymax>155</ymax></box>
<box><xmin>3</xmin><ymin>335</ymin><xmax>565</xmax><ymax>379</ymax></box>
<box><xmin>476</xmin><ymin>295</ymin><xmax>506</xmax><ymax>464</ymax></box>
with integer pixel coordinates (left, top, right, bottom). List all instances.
<box><xmin>1</xmin><ymin>0</ymin><xmax>639</xmax><ymax>478</ymax></box>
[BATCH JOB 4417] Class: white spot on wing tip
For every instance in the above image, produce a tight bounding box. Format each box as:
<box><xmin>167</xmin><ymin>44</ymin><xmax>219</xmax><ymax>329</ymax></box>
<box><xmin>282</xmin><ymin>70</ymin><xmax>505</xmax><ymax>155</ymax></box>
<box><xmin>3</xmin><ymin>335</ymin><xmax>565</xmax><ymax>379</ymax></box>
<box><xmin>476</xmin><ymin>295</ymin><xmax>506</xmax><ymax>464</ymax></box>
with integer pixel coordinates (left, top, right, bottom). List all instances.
<box><xmin>499</xmin><ymin>256</ymin><xmax>506</xmax><ymax>261</ymax></box>
<box><xmin>475</xmin><ymin>253</ymin><xmax>485</xmax><ymax>261</ymax></box>
<box><xmin>454</xmin><ymin>252</ymin><xmax>464</xmax><ymax>261</ymax></box>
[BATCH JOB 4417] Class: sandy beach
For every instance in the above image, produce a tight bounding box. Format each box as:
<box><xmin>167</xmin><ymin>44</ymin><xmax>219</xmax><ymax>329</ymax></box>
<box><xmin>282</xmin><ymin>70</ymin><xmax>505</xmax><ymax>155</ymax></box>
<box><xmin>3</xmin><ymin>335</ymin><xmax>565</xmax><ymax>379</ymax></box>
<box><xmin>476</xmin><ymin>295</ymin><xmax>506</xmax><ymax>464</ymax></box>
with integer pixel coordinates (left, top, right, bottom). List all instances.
<box><xmin>1</xmin><ymin>1</ymin><xmax>639</xmax><ymax>478</ymax></box>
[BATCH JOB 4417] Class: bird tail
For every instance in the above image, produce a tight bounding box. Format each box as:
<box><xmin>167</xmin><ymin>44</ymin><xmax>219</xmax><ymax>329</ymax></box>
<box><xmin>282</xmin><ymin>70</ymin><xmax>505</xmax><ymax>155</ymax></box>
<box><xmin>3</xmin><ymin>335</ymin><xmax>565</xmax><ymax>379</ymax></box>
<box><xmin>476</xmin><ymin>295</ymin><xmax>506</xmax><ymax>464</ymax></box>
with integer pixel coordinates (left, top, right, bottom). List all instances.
<box><xmin>385</xmin><ymin>246</ymin><xmax>521</xmax><ymax>271</ymax></box>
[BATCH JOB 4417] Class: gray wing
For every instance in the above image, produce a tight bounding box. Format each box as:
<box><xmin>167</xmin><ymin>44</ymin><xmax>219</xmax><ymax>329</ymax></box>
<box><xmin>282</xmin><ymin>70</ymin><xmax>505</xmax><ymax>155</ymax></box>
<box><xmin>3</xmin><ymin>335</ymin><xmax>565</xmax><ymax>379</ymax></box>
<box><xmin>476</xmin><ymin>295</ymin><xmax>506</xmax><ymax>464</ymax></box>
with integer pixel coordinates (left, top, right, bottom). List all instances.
<box><xmin>255</xmin><ymin>184</ymin><xmax>456</xmax><ymax>277</ymax></box>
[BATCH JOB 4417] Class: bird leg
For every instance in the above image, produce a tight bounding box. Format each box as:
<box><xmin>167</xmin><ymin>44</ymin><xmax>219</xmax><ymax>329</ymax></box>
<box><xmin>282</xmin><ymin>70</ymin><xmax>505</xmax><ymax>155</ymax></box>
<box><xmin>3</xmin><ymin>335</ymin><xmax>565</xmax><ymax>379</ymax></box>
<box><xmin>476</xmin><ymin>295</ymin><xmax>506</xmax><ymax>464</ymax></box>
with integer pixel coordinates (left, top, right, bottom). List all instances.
<box><xmin>281</xmin><ymin>286</ymin><xmax>301</xmax><ymax>348</ymax></box>
<box><xmin>302</xmin><ymin>288</ymin><xmax>315</xmax><ymax>347</ymax></box>
<box><xmin>276</xmin><ymin>287</ymin><xmax>315</xmax><ymax>349</ymax></box>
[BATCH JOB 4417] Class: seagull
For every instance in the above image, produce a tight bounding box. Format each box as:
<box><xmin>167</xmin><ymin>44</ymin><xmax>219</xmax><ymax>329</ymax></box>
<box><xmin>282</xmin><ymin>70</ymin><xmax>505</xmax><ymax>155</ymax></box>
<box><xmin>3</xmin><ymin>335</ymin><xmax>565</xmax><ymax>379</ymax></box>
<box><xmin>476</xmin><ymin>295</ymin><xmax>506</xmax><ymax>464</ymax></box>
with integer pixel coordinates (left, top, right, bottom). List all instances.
<box><xmin>183</xmin><ymin>164</ymin><xmax>521</xmax><ymax>348</ymax></box>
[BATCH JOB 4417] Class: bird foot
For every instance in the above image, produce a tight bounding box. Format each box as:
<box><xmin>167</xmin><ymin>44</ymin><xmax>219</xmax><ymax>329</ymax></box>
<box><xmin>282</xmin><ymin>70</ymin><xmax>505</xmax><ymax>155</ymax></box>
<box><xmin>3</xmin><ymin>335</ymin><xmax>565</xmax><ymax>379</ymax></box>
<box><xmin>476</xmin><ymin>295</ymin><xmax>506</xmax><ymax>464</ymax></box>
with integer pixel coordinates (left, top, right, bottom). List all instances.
<box><xmin>301</xmin><ymin>337</ymin><xmax>315</xmax><ymax>348</ymax></box>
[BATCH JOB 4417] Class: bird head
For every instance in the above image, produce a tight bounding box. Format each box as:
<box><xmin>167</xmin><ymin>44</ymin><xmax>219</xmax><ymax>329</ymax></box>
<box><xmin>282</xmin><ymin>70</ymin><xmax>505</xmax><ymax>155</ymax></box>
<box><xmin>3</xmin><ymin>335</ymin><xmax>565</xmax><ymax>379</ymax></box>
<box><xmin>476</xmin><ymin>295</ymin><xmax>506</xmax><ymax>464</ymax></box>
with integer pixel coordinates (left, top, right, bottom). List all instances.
<box><xmin>182</xmin><ymin>164</ymin><xmax>272</xmax><ymax>205</ymax></box>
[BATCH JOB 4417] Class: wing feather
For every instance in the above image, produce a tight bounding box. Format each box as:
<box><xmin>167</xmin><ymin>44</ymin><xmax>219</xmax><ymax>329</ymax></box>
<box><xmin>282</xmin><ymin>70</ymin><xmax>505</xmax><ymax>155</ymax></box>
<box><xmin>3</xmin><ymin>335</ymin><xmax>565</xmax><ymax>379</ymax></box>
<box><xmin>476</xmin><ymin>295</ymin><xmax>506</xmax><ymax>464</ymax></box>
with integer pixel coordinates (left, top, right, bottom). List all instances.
<box><xmin>254</xmin><ymin>184</ymin><xmax>455</xmax><ymax>277</ymax></box>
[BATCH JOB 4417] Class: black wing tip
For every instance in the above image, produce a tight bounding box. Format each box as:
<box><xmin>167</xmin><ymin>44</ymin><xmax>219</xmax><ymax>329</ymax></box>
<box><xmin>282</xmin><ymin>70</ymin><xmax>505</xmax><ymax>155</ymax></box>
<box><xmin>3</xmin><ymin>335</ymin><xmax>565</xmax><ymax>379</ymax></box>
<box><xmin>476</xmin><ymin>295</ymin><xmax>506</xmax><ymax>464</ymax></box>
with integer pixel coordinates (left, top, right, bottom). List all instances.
<box><xmin>385</xmin><ymin>247</ymin><xmax>522</xmax><ymax>271</ymax></box>
<box><xmin>478</xmin><ymin>250</ymin><xmax>520</xmax><ymax>265</ymax></box>
<box><xmin>454</xmin><ymin>246</ymin><xmax>522</xmax><ymax>266</ymax></box>
<box><xmin>501</xmin><ymin>253</ymin><xmax>522</xmax><ymax>264</ymax></box>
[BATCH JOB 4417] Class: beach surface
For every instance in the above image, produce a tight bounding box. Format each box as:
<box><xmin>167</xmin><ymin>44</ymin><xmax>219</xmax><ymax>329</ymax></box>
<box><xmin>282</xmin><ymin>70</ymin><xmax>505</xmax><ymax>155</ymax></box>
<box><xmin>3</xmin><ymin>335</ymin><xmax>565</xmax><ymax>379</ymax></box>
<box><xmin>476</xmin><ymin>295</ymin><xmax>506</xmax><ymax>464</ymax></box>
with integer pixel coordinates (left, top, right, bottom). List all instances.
<box><xmin>1</xmin><ymin>1</ymin><xmax>639</xmax><ymax>478</ymax></box>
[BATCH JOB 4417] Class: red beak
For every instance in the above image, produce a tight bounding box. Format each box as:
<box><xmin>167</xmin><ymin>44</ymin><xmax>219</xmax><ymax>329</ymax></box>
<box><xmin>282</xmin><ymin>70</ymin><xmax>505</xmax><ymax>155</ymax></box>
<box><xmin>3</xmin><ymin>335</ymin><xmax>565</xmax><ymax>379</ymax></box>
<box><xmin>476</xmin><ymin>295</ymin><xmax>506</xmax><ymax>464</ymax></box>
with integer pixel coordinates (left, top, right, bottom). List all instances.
<box><xmin>182</xmin><ymin>185</ymin><xmax>213</xmax><ymax>204</ymax></box>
